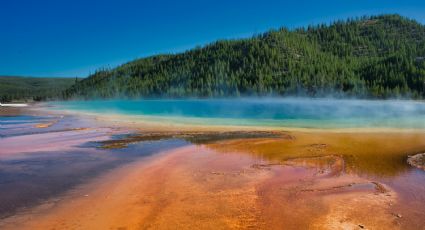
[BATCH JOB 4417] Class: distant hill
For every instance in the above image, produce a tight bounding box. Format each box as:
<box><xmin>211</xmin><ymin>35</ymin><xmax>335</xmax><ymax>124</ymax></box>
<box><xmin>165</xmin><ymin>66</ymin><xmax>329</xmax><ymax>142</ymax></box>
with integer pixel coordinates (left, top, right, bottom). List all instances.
<box><xmin>0</xmin><ymin>76</ymin><xmax>77</xmax><ymax>102</ymax></box>
<box><xmin>63</xmin><ymin>15</ymin><xmax>425</xmax><ymax>99</ymax></box>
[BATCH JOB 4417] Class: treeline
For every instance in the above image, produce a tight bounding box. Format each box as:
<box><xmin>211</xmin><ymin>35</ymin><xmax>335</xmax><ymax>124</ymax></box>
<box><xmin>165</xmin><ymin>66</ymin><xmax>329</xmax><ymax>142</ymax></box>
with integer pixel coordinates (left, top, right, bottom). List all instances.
<box><xmin>0</xmin><ymin>76</ymin><xmax>77</xmax><ymax>102</ymax></box>
<box><xmin>61</xmin><ymin>14</ymin><xmax>424</xmax><ymax>99</ymax></box>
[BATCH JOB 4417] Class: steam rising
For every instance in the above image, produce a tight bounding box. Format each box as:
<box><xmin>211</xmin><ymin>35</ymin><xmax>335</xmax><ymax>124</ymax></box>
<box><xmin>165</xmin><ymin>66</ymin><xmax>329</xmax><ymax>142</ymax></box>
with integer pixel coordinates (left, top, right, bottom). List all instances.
<box><xmin>52</xmin><ymin>98</ymin><xmax>425</xmax><ymax>129</ymax></box>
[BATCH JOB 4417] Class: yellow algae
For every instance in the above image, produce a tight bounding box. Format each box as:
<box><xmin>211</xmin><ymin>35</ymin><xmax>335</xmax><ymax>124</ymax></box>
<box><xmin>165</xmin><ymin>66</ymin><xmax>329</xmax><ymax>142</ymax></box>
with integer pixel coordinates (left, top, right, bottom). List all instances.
<box><xmin>34</xmin><ymin>120</ymin><xmax>58</xmax><ymax>128</ymax></box>
<box><xmin>1</xmin><ymin>132</ymin><xmax>418</xmax><ymax>230</ymax></box>
<box><xmin>206</xmin><ymin>131</ymin><xmax>425</xmax><ymax>176</ymax></box>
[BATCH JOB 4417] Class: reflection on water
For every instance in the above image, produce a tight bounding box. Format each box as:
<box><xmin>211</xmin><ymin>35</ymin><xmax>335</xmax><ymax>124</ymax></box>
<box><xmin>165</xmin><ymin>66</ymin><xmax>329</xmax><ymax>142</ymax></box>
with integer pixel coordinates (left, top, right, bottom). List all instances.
<box><xmin>0</xmin><ymin>115</ymin><xmax>93</xmax><ymax>138</ymax></box>
<box><xmin>0</xmin><ymin>139</ymin><xmax>188</xmax><ymax>219</ymax></box>
<box><xmin>0</xmin><ymin>114</ymin><xmax>188</xmax><ymax>218</ymax></box>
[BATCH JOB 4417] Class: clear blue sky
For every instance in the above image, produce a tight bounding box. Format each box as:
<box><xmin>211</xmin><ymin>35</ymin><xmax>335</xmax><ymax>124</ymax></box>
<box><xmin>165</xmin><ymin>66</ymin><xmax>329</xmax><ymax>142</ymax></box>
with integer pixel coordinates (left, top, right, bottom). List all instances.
<box><xmin>1</xmin><ymin>0</ymin><xmax>424</xmax><ymax>78</ymax></box>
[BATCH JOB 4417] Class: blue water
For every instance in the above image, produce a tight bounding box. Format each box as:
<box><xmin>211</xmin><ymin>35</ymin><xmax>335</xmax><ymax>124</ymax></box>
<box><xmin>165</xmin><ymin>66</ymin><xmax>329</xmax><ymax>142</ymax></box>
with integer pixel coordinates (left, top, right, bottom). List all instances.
<box><xmin>50</xmin><ymin>98</ymin><xmax>425</xmax><ymax>129</ymax></box>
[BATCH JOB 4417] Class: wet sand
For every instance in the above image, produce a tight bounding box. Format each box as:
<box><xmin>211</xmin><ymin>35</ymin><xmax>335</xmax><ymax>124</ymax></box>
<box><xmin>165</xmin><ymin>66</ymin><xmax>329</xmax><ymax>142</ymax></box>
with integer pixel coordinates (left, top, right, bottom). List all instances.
<box><xmin>1</xmin><ymin>106</ymin><xmax>425</xmax><ymax>229</ymax></box>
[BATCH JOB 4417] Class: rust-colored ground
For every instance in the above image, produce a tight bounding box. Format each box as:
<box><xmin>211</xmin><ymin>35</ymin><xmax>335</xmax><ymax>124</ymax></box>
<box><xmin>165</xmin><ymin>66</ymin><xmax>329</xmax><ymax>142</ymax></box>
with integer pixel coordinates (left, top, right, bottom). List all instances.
<box><xmin>2</xmin><ymin>106</ymin><xmax>425</xmax><ymax>229</ymax></box>
<box><xmin>2</xmin><ymin>130</ymin><xmax>424</xmax><ymax>229</ymax></box>
<box><xmin>207</xmin><ymin>131</ymin><xmax>425</xmax><ymax>177</ymax></box>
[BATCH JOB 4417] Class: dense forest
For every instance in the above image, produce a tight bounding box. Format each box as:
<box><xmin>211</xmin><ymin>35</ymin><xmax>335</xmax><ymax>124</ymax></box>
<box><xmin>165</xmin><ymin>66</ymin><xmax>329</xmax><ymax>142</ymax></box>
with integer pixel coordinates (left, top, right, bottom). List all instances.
<box><xmin>44</xmin><ymin>15</ymin><xmax>425</xmax><ymax>99</ymax></box>
<box><xmin>0</xmin><ymin>76</ymin><xmax>77</xmax><ymax>102</ymax></box>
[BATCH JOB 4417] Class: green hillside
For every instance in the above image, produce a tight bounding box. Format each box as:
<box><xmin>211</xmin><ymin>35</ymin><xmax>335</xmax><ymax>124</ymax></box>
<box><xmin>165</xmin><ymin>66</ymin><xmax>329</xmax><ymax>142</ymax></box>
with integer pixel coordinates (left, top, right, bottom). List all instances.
<box><xmin>60</xmin><ymin>14</ymin><xmax>424</xmax><ymax>99</ymax></box>
<box><xmin>0</xmin><ymin>76</ymin><xmax>77</xmax><ymax>102</ymax></box>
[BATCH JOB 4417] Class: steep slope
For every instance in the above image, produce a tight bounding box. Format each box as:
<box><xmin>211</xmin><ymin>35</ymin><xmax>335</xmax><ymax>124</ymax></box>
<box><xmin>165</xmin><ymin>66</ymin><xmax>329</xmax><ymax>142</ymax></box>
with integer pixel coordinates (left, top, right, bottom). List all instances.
<box><xmin>63</xmin><ymin>14</ymin><xmax>425</xmax><ymax>99</ymax></box>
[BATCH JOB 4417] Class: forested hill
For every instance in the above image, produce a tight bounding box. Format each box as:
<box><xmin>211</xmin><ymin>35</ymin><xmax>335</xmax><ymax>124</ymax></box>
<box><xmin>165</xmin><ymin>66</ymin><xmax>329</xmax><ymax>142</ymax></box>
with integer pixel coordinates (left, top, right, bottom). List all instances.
<box><xmin>0</xmin><ymin>76</ymin><xmax>77</xmax><ymax>102</ymax></box>
<box><xmin>63</xmin><ymin>14</ymin><xmax>425</xmax><ymax>99</ymax></box>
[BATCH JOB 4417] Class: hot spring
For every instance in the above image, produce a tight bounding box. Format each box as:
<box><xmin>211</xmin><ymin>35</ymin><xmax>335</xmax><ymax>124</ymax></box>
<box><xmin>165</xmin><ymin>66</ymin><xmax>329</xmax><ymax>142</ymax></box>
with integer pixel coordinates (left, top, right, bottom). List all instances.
<box><xmin>50</xmin><ymin>98</ymin><xmax>425</xmax><ymax>129</ymax></box>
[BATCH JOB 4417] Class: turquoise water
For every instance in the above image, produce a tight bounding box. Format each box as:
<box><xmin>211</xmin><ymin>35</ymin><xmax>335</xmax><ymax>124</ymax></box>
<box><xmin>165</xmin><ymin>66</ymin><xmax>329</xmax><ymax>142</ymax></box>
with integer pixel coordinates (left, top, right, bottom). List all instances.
<box><xmin>51</xmin><ymin>98</ymin><xmax>425</xmax><ymax>129</ymax></box>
